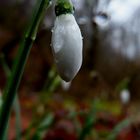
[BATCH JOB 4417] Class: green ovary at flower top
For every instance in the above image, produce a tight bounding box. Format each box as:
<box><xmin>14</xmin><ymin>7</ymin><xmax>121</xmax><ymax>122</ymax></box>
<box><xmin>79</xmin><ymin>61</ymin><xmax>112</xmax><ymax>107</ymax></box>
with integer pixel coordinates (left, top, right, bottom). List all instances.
<box><xmin>55</xmin><ymin>0</ymin><xmax>74</xmax><ymax>16</ymax></box>
<box><xmin>51</xmin><ymin>0</ymin><xmax>83</xmax><ymax>82</ymax></box>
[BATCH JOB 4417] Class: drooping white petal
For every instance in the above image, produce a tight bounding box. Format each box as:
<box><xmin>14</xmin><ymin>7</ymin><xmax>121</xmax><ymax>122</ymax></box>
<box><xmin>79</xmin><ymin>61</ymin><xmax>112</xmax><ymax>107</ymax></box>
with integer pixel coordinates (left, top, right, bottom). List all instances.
<box><xmin>52</xmin><ymin>14</ymin><xmax>83</xmax><ymax>82</ymax></box>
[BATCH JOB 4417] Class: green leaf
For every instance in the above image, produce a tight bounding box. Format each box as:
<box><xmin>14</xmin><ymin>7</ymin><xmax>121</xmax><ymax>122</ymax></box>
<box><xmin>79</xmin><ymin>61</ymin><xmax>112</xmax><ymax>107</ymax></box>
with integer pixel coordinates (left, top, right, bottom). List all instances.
<box><xmin>31</xmin><ymin>113</ymin><xmax>54</xmax><ymax>140</ymax></box>
<box><xmin>107</xmin><ymin>119</ymin><xmax>131</xmax><ymax>140</ymax></box>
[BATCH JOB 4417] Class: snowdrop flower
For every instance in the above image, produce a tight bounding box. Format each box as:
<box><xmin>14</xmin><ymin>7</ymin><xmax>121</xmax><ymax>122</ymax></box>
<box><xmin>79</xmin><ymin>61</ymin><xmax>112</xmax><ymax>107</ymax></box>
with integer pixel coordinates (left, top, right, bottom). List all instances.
<box><xmin>61</xmin><ymin>80</ymin><xmax>71</xmax><ymax>91</ymax></box>
<box><xmin>51</xmin><ymin>0</ymin><xmax>83</xmax><ymax>82</ymax></box>
<box><xmin>120</xmin><ymin>89</ymin><xmax>130</xmax><ymax>104</ymax></box>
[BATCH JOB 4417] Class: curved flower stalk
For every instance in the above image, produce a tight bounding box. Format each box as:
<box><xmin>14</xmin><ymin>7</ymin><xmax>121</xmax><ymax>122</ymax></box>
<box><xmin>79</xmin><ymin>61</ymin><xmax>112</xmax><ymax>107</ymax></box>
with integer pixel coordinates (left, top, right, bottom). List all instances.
<box><xmin>52</xmin><ymin>0</ymin><xmax>83</xmax><ymax>82</ymax></box>
<box><xmin>0</xmin><ymin>0</ymin><xmax>52</xmax><ymax>139</ymax></box>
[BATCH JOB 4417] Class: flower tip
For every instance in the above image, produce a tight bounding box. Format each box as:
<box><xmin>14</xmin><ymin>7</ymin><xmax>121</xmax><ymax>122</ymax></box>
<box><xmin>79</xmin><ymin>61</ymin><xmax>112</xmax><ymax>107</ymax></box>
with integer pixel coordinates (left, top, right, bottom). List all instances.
<box><xmin>58</xmin><ymin>72</ymin><xmax>74</xmax><ymax>82</ymax></box>
<box><xmin>58</xmin><ymin>62</ymin><xmax>82</xmax><ymax>82</ymax></box>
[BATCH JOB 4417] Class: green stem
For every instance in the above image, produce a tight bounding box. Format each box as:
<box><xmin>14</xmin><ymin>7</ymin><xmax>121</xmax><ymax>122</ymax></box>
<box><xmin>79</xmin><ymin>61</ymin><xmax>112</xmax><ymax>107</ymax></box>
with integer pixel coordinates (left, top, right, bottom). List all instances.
<box><xmin>0</xmin><ymin>0</ymin><xmax>52</xmax><ymax>139</ymax></box>
<box><xmin>14</xmin><ymin>95</ymin><xmax>21</xmax><ymax>140</ymax></box>
<box><xmin>78</xmin><ymin>99</ymin><xmax>98</xmax><ymax>140</ymax></box>
<box><xmin>107</xmin><ymin>119</ymin><xmax>131</xmax><ymax>140</ymax></box>
<box><xmin>0</xmin><ymin>54</ymin><xmax>21</xmax><ymax>140</ymax></box>
<box><xmin>0</xmin><ymin>54</ymin><xmax>11</xmax><ymax>77</ymax></box>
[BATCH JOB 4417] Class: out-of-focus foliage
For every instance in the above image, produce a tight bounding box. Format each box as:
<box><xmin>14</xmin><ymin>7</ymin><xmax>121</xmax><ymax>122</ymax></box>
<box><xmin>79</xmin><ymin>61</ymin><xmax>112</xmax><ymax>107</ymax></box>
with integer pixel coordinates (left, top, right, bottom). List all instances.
<box><xmin>92</xmin><ymin>0</ymin><xmax>140</xmax><ymax>96</ymax></box>
<box><xmin>1</xmin><ymin>0</ymin><xmax>140</xmax><ymax>140</ymax></box>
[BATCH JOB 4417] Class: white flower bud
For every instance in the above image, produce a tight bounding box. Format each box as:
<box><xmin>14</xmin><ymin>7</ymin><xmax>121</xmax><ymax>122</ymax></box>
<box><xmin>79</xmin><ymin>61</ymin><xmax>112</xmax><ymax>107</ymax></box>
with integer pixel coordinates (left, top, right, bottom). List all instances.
<box><xmin>61</xmin><ymin>80</ymin><xmax>71</xmax><ymax>91</ymax></box>
<box><xmin>51</xmin><ymin>14</ymin><xmax>83</xmax><ymax>82</ymax></box>
<box><xmin>120</xmin><ymin>89</ymin><xmax>130</xmax><ymax>104</ymax></box>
